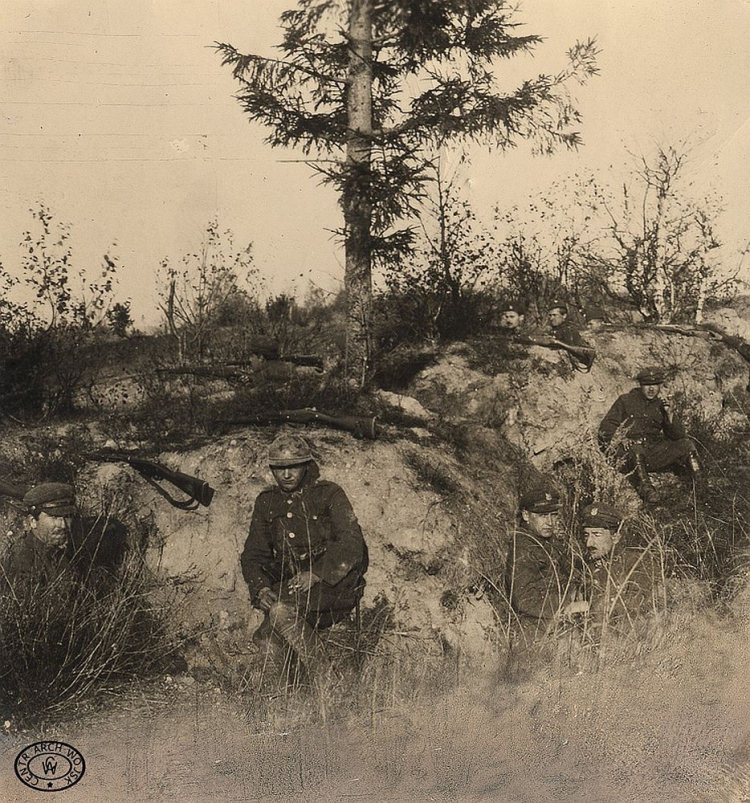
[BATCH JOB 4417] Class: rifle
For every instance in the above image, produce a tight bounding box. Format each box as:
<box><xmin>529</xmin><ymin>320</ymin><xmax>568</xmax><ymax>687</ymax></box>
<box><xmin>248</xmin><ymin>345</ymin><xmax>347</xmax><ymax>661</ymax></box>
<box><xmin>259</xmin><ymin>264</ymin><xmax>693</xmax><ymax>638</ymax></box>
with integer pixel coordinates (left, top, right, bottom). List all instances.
<box><xmin>523</xmin><ymin>335</ymin><xmax>596</xmax><ymax>371</ymax></box>
<box><xmin>224</xmin><ymin>408</ymin><xmax>378</xmax><ymax>440</ymax></box>
<box><xmin>88</xmin><ymin>452</ymin><xmax>215</xmax><ymax>510</ymax></box>
<box><xmin>157</xmin><ymin>356</ymin><xmax>324</xmax><ymax>383</ymax></box>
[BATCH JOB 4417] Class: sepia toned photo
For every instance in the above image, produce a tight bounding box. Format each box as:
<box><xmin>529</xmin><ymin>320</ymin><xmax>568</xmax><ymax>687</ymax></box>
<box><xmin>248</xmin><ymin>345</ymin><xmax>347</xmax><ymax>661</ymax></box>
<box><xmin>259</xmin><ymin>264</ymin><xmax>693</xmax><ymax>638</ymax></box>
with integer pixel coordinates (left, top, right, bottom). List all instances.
<box><xmin>1</xmin><ymin>1</ymin><xmax>749</xmax><ymax>801</ymax></box>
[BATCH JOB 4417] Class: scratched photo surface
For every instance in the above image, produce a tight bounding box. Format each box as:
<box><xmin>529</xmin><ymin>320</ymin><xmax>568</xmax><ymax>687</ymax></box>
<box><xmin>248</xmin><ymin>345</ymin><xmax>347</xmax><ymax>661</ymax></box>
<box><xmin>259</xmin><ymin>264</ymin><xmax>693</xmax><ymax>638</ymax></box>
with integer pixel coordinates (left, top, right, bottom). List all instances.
<box><xmin>1</xmin><ymin>1</ymin><xmax>750</xmax><ymax>801</ymax></box>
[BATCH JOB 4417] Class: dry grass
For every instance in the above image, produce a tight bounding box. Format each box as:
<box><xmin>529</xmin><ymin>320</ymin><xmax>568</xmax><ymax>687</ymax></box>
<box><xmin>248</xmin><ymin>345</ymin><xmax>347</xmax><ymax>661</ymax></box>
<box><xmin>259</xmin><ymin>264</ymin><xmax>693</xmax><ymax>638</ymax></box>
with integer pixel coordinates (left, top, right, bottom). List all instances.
<box><xmin>0</xmin><ymin>528</ymin><xmax>192</xmax><ymax>725</ymax></box>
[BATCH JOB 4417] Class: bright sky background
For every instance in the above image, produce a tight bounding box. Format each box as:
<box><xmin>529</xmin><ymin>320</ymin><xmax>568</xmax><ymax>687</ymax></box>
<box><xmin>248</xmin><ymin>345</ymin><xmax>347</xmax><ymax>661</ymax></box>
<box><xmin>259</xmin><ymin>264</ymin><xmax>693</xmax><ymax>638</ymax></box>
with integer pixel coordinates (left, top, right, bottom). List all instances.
<box><xmin>2</xmin><ymin>0</ymin><xmax>750</xmax><ymax>328</ymax></box>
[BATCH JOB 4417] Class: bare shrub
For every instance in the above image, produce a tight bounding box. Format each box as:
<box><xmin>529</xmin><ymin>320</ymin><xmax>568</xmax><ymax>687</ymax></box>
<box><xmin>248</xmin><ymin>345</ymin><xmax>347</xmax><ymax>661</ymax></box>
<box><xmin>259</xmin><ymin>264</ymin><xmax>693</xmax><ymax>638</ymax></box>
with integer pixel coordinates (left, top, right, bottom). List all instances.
<box><xmin>0</xmin><ymin>519</ymin><xmax>191</xmax><ymax>724</ymax></box>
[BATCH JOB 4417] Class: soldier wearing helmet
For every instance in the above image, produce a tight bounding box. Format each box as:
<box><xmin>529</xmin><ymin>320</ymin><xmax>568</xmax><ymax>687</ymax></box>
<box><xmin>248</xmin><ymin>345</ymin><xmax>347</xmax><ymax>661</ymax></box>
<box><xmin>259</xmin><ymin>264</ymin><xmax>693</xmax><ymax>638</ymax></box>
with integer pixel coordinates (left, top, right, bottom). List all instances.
<box><xmin>579</xmin><ymin>502</ymin><xmax>663</xmax><ymax>628</ymax></box>
<box><xmin>240</xmin><ymin>433</ymin><xmax>368</xmax><ymax>691</ymax></box>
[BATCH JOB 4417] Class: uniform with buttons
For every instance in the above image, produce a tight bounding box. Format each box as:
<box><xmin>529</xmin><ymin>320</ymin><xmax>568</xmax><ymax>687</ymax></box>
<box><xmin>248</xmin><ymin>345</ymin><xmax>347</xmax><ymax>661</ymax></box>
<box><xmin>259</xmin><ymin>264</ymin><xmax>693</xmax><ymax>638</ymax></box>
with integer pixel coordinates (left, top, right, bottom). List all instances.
<box><xmin>241</xmin><ymin>461</ymin><xmax>368</xmax><ymax>625</ymax></box>
<box><xmin>598</xmin><ymin>386</ymin><xmax>694</xmax><ymax>471</ymax></box>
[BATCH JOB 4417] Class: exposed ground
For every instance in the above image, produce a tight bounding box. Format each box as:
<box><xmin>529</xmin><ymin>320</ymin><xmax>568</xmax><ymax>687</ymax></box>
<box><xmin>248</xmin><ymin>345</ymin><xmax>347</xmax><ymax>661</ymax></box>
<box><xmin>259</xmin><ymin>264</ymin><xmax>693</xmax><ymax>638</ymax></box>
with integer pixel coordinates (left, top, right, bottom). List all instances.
<box><xmin>1</xmin><ymin>607</ymin><xmax>749</xmax><ymax>802</ymax></box>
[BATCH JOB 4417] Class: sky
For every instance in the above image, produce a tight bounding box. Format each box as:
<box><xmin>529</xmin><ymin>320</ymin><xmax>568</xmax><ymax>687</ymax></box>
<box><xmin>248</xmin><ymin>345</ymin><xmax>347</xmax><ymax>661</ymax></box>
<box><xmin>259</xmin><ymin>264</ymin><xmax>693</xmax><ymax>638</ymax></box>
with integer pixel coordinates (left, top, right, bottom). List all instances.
<box><xmin>2</xmin><ymin>0</ymin><xmax>750</xmax><ymax>328</ymax></box>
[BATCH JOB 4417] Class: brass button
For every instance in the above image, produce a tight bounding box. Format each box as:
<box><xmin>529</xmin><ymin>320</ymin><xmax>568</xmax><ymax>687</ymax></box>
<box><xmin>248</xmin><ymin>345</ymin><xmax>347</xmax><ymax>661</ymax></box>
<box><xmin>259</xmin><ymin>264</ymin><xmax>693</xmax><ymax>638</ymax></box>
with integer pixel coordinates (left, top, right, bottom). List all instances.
<box><xmin>286</xmin><ymin>498</ymin><xmax>293</xmax><ymax>505</ymax></box>
<box><xmin>286</xmin><ymin>512</ymin><xmax>293</xmax><ymax>518</ymax></box>
<box><xmin>288</xmin><ymin>532</ymin><xmax>296</xmax><ymax>539</ymax></box>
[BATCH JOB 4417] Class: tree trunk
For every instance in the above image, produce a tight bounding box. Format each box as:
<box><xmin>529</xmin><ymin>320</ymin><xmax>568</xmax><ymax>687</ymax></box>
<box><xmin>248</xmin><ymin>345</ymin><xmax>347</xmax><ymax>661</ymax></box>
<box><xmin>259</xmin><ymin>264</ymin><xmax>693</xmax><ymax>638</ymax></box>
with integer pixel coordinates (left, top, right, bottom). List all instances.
<box><xmin>343</xmin><ymin>0</ymin><xmax>374</xmax><ymax>386</ymax></box>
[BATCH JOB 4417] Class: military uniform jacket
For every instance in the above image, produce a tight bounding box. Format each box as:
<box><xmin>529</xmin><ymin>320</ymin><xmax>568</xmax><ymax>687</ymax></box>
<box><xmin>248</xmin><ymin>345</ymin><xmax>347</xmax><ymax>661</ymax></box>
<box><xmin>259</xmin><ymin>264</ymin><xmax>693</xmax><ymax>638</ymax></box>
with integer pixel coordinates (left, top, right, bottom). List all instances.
<box><xmin>551</xmin><ymin>321</ymin><xmax>587</xmax><ymax>348</ymax></box>
<box><xmin>598</xmin><ymin>388</ymin><xmax>686</xmax><ymax>445</ymax></box>
<box><xmin>505</xmin><ymin>527</ymin><xmax>573</xmax><ymax>620</ymax></box>
<box><xmin>241</xmin><ymin>465</ymin><xmax>367</xmax><ymax>606</ymax></box>
<box><xmin>0</xmin><ymin>531</ymin><xmax>75</xmax><ymax>592</ymax></box>
<box><xmin>586</xmin><ymin>547</ymin><xmax>662</xmax><ymax>624</ymax></box>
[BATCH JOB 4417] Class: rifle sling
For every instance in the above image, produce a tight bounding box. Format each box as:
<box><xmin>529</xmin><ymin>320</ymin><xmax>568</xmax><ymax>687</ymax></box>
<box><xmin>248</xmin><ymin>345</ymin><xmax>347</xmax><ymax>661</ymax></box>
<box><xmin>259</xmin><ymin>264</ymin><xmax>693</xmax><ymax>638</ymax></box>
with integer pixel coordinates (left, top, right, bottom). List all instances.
<box><xmin>139</xmin><ymin>472</ymin><xmax>201</xmax><ymax>511</ymax></box>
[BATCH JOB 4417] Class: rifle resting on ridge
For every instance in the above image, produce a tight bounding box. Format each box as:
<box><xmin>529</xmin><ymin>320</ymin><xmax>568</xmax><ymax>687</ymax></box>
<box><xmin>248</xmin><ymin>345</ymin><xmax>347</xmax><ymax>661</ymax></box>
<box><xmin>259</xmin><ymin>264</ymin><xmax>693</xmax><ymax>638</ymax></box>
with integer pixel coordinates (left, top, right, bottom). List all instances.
<box><xmin>225</xmin><ymin>408</ymin><xmax>378</xmax><ymax>441</ymax></box>
<box><xmin>88</xmin><ymin>452</ymin><xmax>216</xmax><ymax>510</ymax></box>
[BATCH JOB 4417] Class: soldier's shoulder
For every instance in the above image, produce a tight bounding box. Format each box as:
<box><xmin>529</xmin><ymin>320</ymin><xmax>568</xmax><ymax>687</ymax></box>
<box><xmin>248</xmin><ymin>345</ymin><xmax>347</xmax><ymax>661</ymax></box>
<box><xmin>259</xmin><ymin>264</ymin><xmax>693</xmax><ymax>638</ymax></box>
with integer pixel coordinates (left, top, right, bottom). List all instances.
<box><xmin>253</xmin><ymin>486</ymin><xmax>279</xmax><ymax>505</ymax></box>
<box><xmin>311</xmin><ymin>479</ymin><xmax>348</xmax><ymax>497</ymax></box>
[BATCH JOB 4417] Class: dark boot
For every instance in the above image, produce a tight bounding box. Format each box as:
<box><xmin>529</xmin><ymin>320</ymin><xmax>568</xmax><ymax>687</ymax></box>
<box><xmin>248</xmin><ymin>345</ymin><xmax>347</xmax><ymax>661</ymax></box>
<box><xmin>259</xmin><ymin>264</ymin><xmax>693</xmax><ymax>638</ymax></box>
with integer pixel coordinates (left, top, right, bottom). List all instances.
<box><xmin>632</xmin><ymin>453</ymin><xmax>658</xmax><ymax>502</ymax></box>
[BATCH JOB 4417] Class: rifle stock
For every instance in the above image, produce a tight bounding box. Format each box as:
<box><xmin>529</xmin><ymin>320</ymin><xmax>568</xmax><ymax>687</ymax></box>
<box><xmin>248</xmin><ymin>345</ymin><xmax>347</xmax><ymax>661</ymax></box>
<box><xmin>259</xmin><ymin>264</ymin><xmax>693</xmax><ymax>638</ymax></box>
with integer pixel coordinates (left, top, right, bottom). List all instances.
<box><xmin>226</xmin><ymin>408</ymin><xmax>378</xmax><ymax>440</ymax></box>
<box><xmin>89</xmin><ymin>452</ymin><xmax>215</xmax><ymax>508</ymax></box>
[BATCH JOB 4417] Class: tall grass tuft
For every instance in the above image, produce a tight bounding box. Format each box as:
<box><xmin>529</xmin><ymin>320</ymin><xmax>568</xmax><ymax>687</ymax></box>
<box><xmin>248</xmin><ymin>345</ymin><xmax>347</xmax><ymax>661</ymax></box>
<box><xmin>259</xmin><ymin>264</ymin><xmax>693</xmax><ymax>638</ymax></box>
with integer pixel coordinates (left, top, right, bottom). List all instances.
<box><xmin>0</xmin><ymin>543</ymin><xmax>190</xmax><ymax>724</ymax></box>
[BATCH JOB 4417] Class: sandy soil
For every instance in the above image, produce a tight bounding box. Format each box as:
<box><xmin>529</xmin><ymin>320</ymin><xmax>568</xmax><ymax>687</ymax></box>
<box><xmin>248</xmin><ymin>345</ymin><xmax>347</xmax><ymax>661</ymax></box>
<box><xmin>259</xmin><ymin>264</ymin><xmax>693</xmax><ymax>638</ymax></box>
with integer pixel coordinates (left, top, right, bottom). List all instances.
<box><xmin>1</xmin><ymin>611</ymin><xmax>748</xmax><ymax>803</ymax></box>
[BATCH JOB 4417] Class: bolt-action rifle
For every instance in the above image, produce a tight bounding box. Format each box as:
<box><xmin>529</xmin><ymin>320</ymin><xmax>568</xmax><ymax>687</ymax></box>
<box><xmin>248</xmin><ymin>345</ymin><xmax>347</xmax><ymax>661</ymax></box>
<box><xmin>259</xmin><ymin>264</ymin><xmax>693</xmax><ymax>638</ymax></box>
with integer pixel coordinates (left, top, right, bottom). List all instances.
<box><xmin>224</xmin><ymin>408</ymin><xmax>378</xmax><ymax>440</ymax></box>
<box><xmin>156</xmin><ymin>355</ymin><xmax>324</xmax><ymax>383</ymax></box>
<box><xmin>88</xmin><ymin>452</ymin><xmax>215</xmax><ymax>510</ymax></box>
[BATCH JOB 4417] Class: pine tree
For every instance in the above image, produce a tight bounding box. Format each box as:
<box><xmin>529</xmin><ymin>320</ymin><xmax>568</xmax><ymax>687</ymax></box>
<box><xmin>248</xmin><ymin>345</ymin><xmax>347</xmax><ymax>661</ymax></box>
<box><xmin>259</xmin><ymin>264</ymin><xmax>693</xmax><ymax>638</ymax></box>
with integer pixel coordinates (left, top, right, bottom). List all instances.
<box><xmin>217</xmin><ymin>0</ymin><xmax>598</xmax><ymax>384</ymax></box>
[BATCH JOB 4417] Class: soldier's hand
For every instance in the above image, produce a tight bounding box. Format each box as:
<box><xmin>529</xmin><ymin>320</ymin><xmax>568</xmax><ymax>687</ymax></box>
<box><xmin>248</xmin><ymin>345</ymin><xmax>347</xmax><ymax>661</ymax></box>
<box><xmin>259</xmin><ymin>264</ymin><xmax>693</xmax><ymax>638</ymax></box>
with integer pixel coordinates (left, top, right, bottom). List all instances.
<box><xmin>287</xmin><ymin>571</ymin><xmax>321</xmax><ymax>594</ymax></box>
<box><xmin>563</xmin><ymin>600</ymin><xmax>590</xmax><ymax>617</ymax></box>
<box><xmin>255</xmin><ymin>587</ymin><xmax>278</xmax><ymax>612</ymax></box>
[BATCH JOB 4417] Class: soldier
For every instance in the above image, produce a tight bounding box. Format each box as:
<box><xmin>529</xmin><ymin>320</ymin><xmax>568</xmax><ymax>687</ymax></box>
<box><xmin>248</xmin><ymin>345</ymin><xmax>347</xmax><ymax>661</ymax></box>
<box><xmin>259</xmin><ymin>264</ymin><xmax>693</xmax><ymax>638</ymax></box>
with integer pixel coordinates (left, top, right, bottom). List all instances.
<box><xmin>598</xmin><ymin>367</ymin><xmax>700</xmax><ymax>502</ymax></box>
<box><xmin>580</xmin><ymin>502</ymin><xmax>663</xmax><ymax>631</ymax></box>
<box><xmin>497</xmin><ymin>300</ymin><xmax>527</xmax><ymax>336</ymax></box>
<box><xmin>539</xmin><ymin>300</ymin><xmax>596</xmax><ymax>370</ymax></box>
<box><xmin>0</xmin><ymin>482</ymin><xmax>127</xmax><ymax>593</ymax></box>
<box><xmin>505</xmin><ymin>488</ymin><xmax>582</xmax><ymax>638</ymax></box>
<box><xmin>241</xmin><ymin>434</ymin><xmax>368</xmax><ymax>692</ymax></box>
<box><xmin>0</xmin><ymin>483</ymin><xmax>78</xmax><ymax>592</ymax></box>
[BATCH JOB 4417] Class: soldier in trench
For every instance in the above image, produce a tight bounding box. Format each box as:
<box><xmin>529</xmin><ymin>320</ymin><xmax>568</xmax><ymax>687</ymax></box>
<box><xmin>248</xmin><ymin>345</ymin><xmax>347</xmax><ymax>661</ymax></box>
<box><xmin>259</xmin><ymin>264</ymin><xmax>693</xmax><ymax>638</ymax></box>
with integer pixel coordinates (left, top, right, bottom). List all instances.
<box><xmin>598</xmin><ymin>367</ymin><xmax>700</xmax><ymax>502</ymax></box>
<box><xmin>0</xmin><ymin>482</ymin><xmax>127</xmax><ymax>595</ymax></box>
<box><xmin>240</xmin><ymin>434</ymin><xmax>368</xmax><ymax>692</ymax></box>
<box><xmin>578</xmin><ymin>502</ymin><xmax>664</xmax><ymax>635</ymax></box>
<box><xmin>504</xmin><ymin>488</ymin><xmax>586</xmax><ymax>640</ymax></box>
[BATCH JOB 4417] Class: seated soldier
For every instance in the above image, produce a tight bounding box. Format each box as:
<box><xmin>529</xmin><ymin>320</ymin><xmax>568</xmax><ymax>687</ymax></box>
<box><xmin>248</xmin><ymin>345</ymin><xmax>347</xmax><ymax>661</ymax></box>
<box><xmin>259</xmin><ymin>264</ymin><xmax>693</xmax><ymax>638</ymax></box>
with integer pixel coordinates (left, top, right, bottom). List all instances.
<box><xmin>505</xmin><ymin>488</ymin><xmax>581</xmax><ymax>640</ymax></box>
<box><xmin>241</xmin><ymin>434</ymin><xmax>368</xmax><ymax>692</ymax></box>
<box><xmin>580</xmin><ymin>502</ymin><xmax>663</xmax><ymax>633</ymax></box>
<box><xmin>598</xmin><ymin>367</ymin><xmax>700</xmax><ymax>502</ymax></box>
<box><xmin>539</xmin><ymin>300</ymin><xmax>596</xmax><ymax>370</ymax></box>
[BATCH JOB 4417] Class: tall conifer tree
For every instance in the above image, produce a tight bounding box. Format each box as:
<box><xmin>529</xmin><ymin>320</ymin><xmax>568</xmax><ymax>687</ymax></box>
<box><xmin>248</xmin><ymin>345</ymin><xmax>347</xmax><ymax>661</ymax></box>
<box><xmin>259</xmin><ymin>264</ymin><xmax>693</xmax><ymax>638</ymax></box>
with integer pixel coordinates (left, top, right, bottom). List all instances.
<box><xmin>218</xmin><ymin>0</ymin><xmax>597</xmax><ymax>383</ymax></box>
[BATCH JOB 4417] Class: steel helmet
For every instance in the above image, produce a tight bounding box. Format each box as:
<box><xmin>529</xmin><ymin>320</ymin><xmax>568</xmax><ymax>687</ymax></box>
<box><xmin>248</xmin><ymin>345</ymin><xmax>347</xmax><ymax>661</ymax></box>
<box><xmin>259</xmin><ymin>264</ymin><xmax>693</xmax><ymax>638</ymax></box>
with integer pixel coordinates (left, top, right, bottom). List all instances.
<box><xmin>267</xmin><ymin>434</ymin><xmax>313</xmax><ymax>467</ymax></box>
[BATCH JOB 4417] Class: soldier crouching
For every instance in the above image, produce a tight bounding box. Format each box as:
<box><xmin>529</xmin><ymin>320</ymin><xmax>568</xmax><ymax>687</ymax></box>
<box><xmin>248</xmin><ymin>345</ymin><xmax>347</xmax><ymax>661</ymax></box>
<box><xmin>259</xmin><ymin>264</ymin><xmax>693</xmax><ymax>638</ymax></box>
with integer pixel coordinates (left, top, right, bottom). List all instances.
<box><xmin>240</xmin><ymin>434</ymin><xmax>368</xmax><ymax>693</ymax></box>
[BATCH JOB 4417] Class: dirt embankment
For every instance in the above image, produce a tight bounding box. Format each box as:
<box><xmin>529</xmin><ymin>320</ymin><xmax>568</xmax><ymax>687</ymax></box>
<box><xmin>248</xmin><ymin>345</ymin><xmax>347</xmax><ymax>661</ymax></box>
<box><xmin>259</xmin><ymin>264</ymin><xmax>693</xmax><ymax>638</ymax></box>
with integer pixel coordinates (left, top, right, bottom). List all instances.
<box><xmin>409</xmin><ymin>324</ymin><xmax>749</xmax><ymax>466</ymax></box>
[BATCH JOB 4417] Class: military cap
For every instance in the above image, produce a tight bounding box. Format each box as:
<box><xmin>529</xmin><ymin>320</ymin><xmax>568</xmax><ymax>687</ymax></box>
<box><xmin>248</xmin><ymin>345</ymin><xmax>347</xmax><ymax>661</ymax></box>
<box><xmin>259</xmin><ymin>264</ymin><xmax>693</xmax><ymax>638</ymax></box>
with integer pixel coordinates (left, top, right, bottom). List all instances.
<box><xmin>581</xmin><ymin>502</ymin><xmax>622</xmax><ymax>530</ymax></box>
<box><xmin>636</xmin><ymin>367</ymin><xmax>667</xmax><ymax>385</ymax></box>
<box><xmin>498</xmin><ymin>300</ymin><xmax>526</xmax><ymax>315</ymax></box>
<box><xmin>519</xmin><ymin>488</ymin><xmax>561</xmax><ymax>514</ymax></box>
<box><xmin>268</xmin><ymin>434</ymin><xmax>313</xmax><ymax>467</ymax></box>
<box><xmin>23</xmin><ymin>483</ymin><xmax>76</xmax><ymax>517</ymax></box>
<box><xmin>548</xmin><ymin>299</ymin><xmax>568</xmax><ymax>314</ymax></box>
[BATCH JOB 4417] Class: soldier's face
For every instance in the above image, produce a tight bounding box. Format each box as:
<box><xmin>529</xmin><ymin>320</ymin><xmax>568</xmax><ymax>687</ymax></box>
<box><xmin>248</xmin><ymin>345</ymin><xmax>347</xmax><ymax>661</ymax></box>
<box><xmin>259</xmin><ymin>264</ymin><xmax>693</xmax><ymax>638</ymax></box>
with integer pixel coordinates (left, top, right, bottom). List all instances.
<box><xmin>585</xmin><ymin>527</ymin><xmax>617</xmax><ymax>560</ymax></box>
<box><xmin>639</xmin><ymin>383</ymin><xmax>661</xmax><ymax>401</ymax></box>
<box><xmin>272</xmin><ymin>464</ymin><xmax>308</xmax><ymax>493</ymax></box>
<box><xmin>522</xmin><ymin>510</ymin><xmax>561</xmax><ymax>539</ymax></box>
<box><xmin>548</xmin><ymin>308</ymin><xmax>566</xmax><ymax>327</ymax></box>
<box><xmin>500</xmin><ymin>311</ymin><xmax>523</xmax><ymax>330</ymax></box>
<box><xmin>30</xmin><ymin>512</ymin><xmax>71</xmax><ymax>548</ymax></box>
